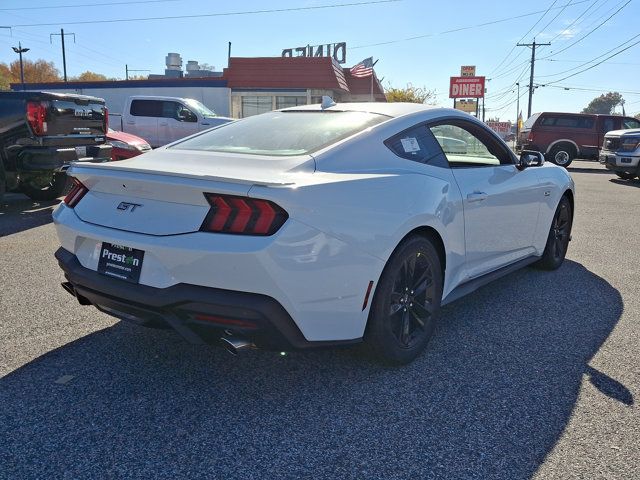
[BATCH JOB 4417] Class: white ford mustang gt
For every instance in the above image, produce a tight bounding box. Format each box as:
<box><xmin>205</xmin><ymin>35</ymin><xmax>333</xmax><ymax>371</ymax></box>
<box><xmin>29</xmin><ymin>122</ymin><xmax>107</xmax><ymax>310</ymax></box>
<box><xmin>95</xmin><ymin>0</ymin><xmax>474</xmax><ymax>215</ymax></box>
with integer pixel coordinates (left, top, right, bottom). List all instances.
<box><xmin>54</xmin><ymin>102</ymin><xmax>575</xmax><ymax>364</ymax></box>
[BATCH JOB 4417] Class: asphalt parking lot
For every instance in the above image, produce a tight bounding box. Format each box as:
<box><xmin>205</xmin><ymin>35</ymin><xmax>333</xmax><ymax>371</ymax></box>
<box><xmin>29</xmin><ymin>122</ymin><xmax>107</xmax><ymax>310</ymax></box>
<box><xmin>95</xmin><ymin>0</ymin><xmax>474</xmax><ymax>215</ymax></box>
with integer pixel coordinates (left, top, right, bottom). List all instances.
<box><xmin>1</xmin><ymin>160</ymin><xmax>638</xmax><ymax>480</ymax></box>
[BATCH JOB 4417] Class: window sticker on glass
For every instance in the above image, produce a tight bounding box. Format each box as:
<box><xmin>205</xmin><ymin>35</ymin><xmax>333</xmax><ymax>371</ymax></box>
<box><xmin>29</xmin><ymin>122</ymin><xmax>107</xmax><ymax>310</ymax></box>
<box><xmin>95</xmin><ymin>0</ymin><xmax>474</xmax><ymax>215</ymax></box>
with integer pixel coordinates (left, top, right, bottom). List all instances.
<box><xmin>401</xmin><ymin>137</ymin><xmax>420</xmax><ymax>153</ymax></box>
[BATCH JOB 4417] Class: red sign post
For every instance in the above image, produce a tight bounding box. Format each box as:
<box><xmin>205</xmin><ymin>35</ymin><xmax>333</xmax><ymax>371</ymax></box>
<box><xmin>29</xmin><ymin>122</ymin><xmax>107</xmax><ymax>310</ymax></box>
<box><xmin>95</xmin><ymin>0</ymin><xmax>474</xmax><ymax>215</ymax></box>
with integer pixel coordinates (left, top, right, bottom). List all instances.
<box><xmin>449</xmin><ymin>76</ymin><xmax>486</xmax><ymax>98</ymax></box>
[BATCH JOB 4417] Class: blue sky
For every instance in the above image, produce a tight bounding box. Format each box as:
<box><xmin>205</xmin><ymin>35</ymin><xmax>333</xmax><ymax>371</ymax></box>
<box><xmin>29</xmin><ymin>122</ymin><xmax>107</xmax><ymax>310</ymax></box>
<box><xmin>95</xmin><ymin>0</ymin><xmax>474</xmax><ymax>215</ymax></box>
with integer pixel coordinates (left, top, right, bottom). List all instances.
<box><xmin>1</xmin><ymin>0</ymin><xmax>639</xmax><ymax>121</ymax></box>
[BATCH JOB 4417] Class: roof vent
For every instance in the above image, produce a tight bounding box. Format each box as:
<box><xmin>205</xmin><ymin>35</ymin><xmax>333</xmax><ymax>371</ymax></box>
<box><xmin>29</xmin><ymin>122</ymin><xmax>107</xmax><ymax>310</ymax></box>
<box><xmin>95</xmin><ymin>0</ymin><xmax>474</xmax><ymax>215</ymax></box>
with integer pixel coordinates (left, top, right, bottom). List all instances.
<box><xmin>321</xmin><ymin>96</ymin><xmax>336</xmax><ymax>110</ymax></box>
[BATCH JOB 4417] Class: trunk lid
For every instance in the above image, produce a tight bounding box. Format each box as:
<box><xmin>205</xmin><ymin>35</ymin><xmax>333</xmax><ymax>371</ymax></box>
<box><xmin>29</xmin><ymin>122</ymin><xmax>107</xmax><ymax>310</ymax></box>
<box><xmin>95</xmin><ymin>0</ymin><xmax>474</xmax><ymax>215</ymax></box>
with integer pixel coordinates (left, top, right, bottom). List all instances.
<box><xmin>69</xmin><ymin>148</ymin><xmax>313</xmax><ymax>236</ymax></box>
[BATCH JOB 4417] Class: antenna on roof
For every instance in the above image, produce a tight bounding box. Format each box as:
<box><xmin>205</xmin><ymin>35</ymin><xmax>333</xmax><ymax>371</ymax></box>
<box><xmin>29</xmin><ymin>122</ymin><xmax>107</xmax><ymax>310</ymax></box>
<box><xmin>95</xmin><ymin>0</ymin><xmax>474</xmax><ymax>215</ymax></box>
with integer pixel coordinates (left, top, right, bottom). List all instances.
<box><xmin>321</xmin><ymin>96</ymin><xmax>336</xmax><ymax>110</ymax></box>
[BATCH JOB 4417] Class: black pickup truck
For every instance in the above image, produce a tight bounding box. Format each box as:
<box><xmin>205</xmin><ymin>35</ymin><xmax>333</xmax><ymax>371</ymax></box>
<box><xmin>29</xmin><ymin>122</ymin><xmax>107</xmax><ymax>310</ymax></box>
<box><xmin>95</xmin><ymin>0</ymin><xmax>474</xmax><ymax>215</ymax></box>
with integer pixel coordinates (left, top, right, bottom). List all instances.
<box><xmin>0</xmin><ymin>91</ymin><xmax>112</xmax><ymax>202</ymax></box>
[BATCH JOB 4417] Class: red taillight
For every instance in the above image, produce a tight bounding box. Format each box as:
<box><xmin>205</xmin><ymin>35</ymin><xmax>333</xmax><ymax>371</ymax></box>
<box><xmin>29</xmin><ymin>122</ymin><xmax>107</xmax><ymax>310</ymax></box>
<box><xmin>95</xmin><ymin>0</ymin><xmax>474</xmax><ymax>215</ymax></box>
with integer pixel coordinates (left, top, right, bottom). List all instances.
<box><xmin>527</xmin><ymin>131</ymin><xmax>534</xmax><ymax>142</ymax></box>
<box><xmin>63</xmin><ymin>178</ymin><xmax>89</xmax><ymax>208</ymax></box>
<box><xmin>26</xmin><ymin>101</ymin><xmax>48</xmax><ymax>136</ymax></box>
<box><xmin>103</xmin><ymin>107</ymin><xmax>109</xmax><ymax>132</ymax></box>
<box><xmin>200</xmin><ymin>193</ymin><xmax>288</xmax><ymax>236</ymax></box>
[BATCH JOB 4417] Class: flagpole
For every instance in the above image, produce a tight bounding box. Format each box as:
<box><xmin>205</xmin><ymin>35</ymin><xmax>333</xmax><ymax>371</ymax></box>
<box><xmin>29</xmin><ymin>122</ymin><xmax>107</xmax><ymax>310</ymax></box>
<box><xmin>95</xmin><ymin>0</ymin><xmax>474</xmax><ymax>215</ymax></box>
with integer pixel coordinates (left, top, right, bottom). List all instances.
<box><xmin>371</xmin><ymin>59</ymin><xmax>378</xmax><ymax>102</ymax></box>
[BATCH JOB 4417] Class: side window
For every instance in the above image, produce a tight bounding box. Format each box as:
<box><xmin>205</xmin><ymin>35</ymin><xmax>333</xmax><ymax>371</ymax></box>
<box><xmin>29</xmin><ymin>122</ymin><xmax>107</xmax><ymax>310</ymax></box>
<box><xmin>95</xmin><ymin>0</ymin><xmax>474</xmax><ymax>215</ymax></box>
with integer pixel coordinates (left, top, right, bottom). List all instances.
<box><xmin>384</xmin><ymin>124</ymin><xmax>443</xmax><ymax>164</ymax></box>
<box><xmin>623</xmin><ymin>118</ymin><xmax>640</xmax><ymax>129</ymax></box>
<box><xmin>602</xmin><ymin>118</ymin><xmax>615</xmax><ymax>133</ymax></box>
<box><xmin>540</xmin><ymin>116</ymin><xmax>558</xmax><ymax>126</ymax></box>
<box><xmin>160</xmin><ymin>101</ymin><xmax>196</xmax><ymax>122</ymax></box>
<box><xmin>130</xmin><ymin>100</ymin><xmax>162</xmax><ymax>117</ymax></box>
<box><xmin>428</xmin><ymin>121</ymin><xmax>511</xmax><ymax>167</ymax></box>
<box><xmin>555</xmin><ymin>116</ymin><xmax>579</xmax><ymax>128</ymax></box>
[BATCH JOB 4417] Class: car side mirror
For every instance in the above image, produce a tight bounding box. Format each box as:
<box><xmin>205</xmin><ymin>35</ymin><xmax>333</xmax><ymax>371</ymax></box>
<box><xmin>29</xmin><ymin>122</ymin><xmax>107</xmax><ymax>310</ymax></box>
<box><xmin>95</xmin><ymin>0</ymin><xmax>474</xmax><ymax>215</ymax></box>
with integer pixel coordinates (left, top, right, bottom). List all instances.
<box><xmin>517</xmin><ymin>150</ymin><xmax>545</xmax><ymax>171</ymax></box>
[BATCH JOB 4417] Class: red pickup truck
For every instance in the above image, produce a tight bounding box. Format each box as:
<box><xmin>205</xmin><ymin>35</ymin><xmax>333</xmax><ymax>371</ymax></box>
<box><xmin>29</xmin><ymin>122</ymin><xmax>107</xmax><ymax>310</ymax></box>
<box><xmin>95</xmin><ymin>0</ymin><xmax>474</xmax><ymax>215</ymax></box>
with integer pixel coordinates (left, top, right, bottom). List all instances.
<box><xmin>516</xmin><ymin>112</ymin><xmax>640</xmax><ymax>167</ymax></box>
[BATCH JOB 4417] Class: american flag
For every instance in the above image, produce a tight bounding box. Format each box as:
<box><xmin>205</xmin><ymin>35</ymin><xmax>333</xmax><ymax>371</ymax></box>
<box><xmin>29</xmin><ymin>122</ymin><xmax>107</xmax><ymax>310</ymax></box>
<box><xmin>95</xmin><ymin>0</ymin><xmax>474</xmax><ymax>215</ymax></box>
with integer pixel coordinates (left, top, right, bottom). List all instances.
<box><xmin>350</xmin><ymin>57</ymin><xmax>374</xmax><ymax>77</ymax></box>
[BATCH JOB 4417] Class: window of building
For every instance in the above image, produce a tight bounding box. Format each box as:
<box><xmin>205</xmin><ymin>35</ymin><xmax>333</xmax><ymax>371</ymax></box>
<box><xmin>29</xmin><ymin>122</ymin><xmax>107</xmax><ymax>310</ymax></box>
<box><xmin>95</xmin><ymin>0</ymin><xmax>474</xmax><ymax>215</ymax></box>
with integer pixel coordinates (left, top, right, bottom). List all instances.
<box><xmin>241</xmin><ymin>96</ymin><xmax>273</xmax><ymax>117</ymax></box>
<box><xmin>276</xmin><ymin>96</ymin><xmax>307</xmax><ymax>109</ymax></box>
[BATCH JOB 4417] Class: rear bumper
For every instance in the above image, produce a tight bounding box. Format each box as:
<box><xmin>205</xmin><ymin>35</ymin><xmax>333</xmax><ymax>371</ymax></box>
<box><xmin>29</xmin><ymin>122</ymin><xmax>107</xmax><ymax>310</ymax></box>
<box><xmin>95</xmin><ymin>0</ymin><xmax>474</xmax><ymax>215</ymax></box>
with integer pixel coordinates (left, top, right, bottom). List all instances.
<box><xmin>55</xmin><ymin>247</ymin><xmax>360</xmax><ymax>350</ymax></box>
<box><xmin>17</xmin><ymin>144</ymin><xmax>113</xmax><ymax>172</ymax></box>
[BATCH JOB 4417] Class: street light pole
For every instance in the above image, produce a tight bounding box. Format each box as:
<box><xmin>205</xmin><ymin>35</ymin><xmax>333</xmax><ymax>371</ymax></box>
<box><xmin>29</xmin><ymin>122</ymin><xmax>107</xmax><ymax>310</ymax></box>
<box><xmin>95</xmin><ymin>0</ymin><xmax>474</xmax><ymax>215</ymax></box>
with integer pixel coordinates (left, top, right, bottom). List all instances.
<box><xmin>12</xmin><ymin>42</ymin><xmax>30</xmax><ymax>90</ymax></box>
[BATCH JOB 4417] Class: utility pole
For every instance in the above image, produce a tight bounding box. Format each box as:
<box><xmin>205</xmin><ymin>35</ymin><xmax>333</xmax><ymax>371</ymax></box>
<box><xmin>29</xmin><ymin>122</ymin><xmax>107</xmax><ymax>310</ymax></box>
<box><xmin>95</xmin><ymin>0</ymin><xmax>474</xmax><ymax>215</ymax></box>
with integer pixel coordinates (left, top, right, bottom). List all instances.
<box><xmin>50</xmin><ymin>28</ymin><xmax>75</xmax><ymax>82</ymax></box>
<box><xmin>517</xmin><ymin>39</ymin><xmax>550</xmax><ymax>118</ymax></box>
<box><xmin>515</xmin><ymin>82</ymin><xmax>520</xmax><ymax>138</ymax></box>
<box><xmin>12</xmin><ymin>42</ymin><xmax>30</xmax><ymax>90</ymax></box>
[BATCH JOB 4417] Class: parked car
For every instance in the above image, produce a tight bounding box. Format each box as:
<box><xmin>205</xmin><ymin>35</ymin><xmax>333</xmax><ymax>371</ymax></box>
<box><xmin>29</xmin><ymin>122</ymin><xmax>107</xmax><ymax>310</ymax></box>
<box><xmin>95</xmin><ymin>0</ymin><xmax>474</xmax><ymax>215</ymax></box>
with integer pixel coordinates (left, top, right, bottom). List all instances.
<box><xmin>109</xmin><ymin>96</ymin><xmax>233</xmax><ymax>148</ymax></box>
<box><xmin>53</xmin><ymin>102</ymin><xmax>574</xmax><ymax>365</ymax></box>
<box><xmin>517</xmin><ymin>112</ymin><xmax>640</xmax><ymax>167</ymax></box>
<box><xmin>0</xmin><ymin>91</ymin><xmax>111</xmax><ymax>202</ymax></box>
<box><xmin>599</xmin><ymin>128</ymin><xmax>640</xmax><ymax>180</ymax></box>
<box><xmin>107</xmin><ymin>128</ymin><xmax>151</xmax><ymax>161</ymax></box>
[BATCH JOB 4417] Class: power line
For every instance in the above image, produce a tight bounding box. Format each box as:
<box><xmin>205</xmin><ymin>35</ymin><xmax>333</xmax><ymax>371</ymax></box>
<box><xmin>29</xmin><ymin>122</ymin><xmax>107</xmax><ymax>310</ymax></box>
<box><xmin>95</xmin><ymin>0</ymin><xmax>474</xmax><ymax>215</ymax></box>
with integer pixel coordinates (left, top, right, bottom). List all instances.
<box><xmin>540</xmin><ymin>0</ymin><xmax>632</xmax><ymax>59</ymax></box>
<box><xmin>540</xmin><ymin>39</ymin><xmax>640</xmax><ymax>85</ymax></box>
<box><xmin>351</xmin><ymin>0</ymin><xmax>593</xmax><ymax>50</ymax></box>
<box><xmin>546</xmin><ymin>0</ymin><xmax>602</xmax><ymax>43</ymax></box>
<box><xmin>6</xmin><ymin>0</ymin><xmax>401</xmax><ymax>27</ymax></box>
<box><xmin>543</xmin><ymin>84</ymin><xmax>640</xmax><ymax>95</ymax></box>
<box><xmin>537</xmin><ymin>32</ymin><xmax>640</xmax><ymax>78</ymax></box>
<box><xmin>489</xmin><ymin>0</ymin><xmax>558</xmax><ymax>76</ymax></box>
<box><xmin>0</xmin><ymin>0</ymin><xmax>179</xmax><ymax>10</ymax></box>
<box><xmin>534</xmin><ymin>0</ymin><xmax>574</xmax><ymax>38</ymax></box>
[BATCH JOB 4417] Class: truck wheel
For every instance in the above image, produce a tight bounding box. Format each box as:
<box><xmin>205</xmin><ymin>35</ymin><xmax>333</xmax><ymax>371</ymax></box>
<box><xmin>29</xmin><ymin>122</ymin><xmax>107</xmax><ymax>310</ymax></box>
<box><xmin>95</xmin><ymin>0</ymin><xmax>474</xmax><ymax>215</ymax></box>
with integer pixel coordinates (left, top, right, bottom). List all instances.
<box><xmin>615</xmin><ymin>172</ymin><xmax>636</xmax><ymax>180</ymax></box>
<box><xmin>21</xmin><ymin>173</ymin><xmax>71</xmax><ymax>201</ymax></box>
<box><xmin>548</xmin><ymin>144</ymin><xmax>575</xmax><ymax>168</ymax></box>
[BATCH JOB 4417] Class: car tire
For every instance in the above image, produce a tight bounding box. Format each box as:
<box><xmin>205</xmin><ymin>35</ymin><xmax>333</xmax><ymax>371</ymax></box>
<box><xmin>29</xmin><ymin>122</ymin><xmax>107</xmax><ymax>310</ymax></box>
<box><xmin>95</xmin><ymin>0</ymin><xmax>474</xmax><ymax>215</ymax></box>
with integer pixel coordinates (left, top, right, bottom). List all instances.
<box><xmin>21</xmin><ymin>173</ymin><xmax>72</xmax><ymax>201</ymax></box>
<box><xmin>548</xmin><ymin>144</ymin><xmax>575</xmax><ymax>168</ymax></box>
<box><xmin>533</xmin><ymin>196</ymin><xmax>573</xmax><ymax>271</ymax></box>
<box><xmin>615</xmin><ymin>172</ymin><xmax>636</xmax><ymax>180</ymax></box>
<box><xmin>365</xmin><ymin>235</ymin><xmax>443</xmax><ymax>365</ymax></box>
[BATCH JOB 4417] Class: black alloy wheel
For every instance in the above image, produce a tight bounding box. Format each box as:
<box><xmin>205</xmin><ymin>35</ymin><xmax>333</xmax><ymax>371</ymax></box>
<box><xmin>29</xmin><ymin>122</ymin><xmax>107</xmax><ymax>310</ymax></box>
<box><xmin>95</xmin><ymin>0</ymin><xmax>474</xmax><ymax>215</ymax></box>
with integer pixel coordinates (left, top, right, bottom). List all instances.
<box><xmin>389</xmin><ymin>253</ymin><xmax>437</xmax><ymax>349</ymax></box>
<box><xmin>365</xmin><ymin>236</ymin><xmax>443</xmax><ymax>365</ymax></box>
<box><xmin>534</xmin><ymin>196</ymin><xmax>573</xmax><ymax>270</ymax></box>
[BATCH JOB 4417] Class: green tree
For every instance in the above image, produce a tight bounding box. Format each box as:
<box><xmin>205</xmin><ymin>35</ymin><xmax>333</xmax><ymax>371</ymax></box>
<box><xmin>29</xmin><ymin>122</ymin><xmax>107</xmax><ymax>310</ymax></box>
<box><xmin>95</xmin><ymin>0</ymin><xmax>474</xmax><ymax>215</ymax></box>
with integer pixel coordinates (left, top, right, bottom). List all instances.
<box><xmin>385</xmin><ymin>83</ymin><xmax>435</xmax><ymax>104</ymax></box>
<box><xmin>582</xmin><ymin>92</ymin><xmax>624</xmax><ymax>114</ymax></box>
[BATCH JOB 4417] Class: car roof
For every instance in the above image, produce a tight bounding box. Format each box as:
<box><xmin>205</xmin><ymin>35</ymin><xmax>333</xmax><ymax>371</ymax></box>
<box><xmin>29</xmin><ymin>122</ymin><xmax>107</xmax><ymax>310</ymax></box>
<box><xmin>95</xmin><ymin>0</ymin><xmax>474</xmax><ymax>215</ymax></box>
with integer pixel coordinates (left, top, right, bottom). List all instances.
<box><xmin>282</xmin><ymin>102</ymin><xmax>440</xmax><ymax>118</ymax></box>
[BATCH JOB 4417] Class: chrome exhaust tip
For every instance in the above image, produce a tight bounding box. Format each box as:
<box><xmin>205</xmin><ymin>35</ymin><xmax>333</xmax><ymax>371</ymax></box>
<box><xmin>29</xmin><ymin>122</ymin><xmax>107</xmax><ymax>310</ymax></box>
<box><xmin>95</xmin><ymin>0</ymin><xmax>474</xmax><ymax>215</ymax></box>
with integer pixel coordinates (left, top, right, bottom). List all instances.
<box><xmin>220</xmin><ymin>336</ymin><xmax>255</xmax><ymax>355</ymax></box>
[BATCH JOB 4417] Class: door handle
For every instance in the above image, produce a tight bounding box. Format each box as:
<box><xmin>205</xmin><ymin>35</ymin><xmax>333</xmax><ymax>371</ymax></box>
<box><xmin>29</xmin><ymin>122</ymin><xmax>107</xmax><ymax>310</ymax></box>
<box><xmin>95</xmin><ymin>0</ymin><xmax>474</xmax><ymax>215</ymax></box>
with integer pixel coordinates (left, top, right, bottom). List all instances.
<box><xmin>126</xmin><ymin>121</ymin><xmax>135</xmax><ymax>125</ymax></box>
<box><xmin>159</xmin><ymin>122</ymin><xmax>168</xmax><ymax>126</ymax></box>
<box><xmin>467</xmin><ymin>192</ymin><xmax>488</xmax><ymax>202</ymax></box>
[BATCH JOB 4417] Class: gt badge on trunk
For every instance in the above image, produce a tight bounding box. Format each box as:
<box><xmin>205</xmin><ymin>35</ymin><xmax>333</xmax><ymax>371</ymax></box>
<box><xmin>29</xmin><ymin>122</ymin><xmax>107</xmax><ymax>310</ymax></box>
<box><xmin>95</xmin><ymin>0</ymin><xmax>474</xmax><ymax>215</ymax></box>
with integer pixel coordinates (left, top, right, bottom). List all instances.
<box><xmin>97</xmin><ymin>243</ymin><xmax>144</xmax><ymax>283</ymax></box>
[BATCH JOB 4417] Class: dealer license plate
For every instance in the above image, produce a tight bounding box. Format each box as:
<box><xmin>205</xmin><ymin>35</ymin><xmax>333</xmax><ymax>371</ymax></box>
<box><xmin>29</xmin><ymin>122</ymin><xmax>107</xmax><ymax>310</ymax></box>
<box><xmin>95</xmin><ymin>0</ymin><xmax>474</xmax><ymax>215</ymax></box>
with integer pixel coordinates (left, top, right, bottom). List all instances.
<box><xmin>75</xmin><ymin>146</ymin><xmax>87</xmax><ymax>158</ymax></box>
<box><xmin>97</xmin><ymin>243</ymin><xmax>144</xmax><ymax>283</ymax></box>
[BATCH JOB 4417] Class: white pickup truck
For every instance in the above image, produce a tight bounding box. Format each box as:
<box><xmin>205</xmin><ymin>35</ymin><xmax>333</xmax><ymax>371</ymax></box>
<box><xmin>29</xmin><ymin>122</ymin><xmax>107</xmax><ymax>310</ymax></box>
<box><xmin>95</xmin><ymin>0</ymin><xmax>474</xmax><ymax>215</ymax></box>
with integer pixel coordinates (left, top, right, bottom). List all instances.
<box><xmin>109</xmin><ymin>96</ymin><xmax>233</xmax><ymax>148</ymax></box>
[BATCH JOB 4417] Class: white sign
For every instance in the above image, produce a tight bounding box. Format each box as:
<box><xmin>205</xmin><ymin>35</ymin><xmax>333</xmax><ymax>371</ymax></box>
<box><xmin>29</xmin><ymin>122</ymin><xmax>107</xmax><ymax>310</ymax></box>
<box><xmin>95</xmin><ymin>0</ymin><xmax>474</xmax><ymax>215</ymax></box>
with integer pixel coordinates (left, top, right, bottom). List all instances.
<box><xmin>401</xmin><ymin>137</ymin><xmax>420</xmax><ymax>153</ymax></box>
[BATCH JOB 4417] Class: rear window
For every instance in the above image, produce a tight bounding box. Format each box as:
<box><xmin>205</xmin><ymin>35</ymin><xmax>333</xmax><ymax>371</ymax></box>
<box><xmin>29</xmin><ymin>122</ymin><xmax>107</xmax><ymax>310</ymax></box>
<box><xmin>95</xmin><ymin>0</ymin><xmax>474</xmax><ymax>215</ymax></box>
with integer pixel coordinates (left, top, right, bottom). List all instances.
<box><xmin>171</xmin><ymin>111</ymin><xmax>388</xmax><ymax>156</ymax></box>
<box><xmin>539</xmin><ymin>115</ymin><xmax>594</xmax><ymax>129</ymax></box>
<box><xmin>523</xmin><ymin>113</ymin><xmax>540</xmax><ymax>130</ymax></box>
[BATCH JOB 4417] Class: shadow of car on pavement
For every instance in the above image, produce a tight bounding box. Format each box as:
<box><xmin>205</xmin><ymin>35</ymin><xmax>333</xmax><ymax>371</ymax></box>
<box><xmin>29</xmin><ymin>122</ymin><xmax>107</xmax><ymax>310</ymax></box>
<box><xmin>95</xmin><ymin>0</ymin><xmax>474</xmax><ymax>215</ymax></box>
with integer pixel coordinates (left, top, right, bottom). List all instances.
<box><xmin>0</xmin><ymin>260</ymin><xmax>626</xmax><ymax>479</ymax></box>
<box><xmin>0</xmin><ymin>193</ymin><xmax>60</xmax><ymax>237</ymax></box>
